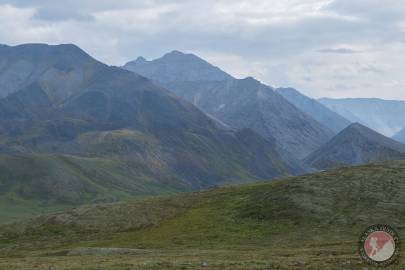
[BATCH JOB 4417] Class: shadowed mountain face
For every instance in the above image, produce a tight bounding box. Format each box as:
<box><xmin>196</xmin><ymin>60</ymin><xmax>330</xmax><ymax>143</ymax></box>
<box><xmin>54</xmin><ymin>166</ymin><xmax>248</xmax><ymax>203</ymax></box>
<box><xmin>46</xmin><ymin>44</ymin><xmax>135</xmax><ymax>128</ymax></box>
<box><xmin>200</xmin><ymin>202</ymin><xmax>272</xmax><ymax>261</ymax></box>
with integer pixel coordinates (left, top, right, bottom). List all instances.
<box><xmin>0</xmin><ymin>44</ymin><xmax>305</xmax><ymax>210</ymax></box>
<box><xmin>276</xmin><ymin>88</ymin><xmax>351</xmax><ymax>133</ymax></box>
<box><xmin>304</xmin><ymin>123</ymin><xmax>405</xmax><ymax>170</ymax></box>
<box><xmin>319</xmin><ymin>97</ymin><xmax>405</xmax><ymax>137</ymax></box>
<box><xmin>124</xmin><ymin>51</ymin><xmax>334</xmax><ymax>159</ymax></box>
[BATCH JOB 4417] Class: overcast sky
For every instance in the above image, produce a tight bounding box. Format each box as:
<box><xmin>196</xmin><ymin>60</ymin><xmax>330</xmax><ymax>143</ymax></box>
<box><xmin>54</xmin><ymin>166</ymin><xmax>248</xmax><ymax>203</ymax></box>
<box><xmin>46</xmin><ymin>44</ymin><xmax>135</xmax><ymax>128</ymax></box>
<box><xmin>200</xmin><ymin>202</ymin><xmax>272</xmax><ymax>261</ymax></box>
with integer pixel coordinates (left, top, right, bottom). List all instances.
<box><xmin>0</xmin><ymin>0</ymin><xmax>404</xmax><ymax>99</ymax></box>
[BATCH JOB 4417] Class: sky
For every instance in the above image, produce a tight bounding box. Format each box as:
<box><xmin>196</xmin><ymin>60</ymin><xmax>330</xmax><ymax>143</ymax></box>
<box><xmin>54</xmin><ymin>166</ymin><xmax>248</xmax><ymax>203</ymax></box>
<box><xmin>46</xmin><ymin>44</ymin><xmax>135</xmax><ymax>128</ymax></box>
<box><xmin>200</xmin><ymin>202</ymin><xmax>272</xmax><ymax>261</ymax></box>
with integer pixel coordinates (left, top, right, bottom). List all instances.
<box><xmin>0</xmin><ymin>0</ymin><xmax>404</xmax><ymax>99</ymax></box>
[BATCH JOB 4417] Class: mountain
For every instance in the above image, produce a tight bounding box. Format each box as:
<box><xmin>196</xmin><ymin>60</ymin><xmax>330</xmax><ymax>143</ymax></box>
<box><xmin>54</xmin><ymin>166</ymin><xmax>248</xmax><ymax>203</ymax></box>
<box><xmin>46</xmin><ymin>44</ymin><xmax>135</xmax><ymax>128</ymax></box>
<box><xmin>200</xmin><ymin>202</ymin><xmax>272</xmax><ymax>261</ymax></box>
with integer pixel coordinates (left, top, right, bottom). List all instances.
<box><xmin>0</xmin><ymin>153</ymin><xmax>184</xmax><ymax>223</ymax></box>
<box><xmin>2</xmin><ymin>161</ymin><xmax>405</xmax><ymax>268</ymax></box>
<box><xmin>304</xmin><ymin>123</ymin><xmax>405</xmax><ymax>170</ymax></box>
<box><xmin>0</xmin><ymin>43</ymin><xmax>94</xmax><ymax>99</ymax></box>
<box><xmin>393</xmin><ymin>127</ymin><xmax>405</xmax><ymax>144</ymax></box>
<box><xmin>0</xmin><ymin>43</ymin><xmax>304</xmax><ymax>213</ymax></box>
<box><xmin>319</xmin><ymin>97</ymin><xmax>405</xmax><ymax>136</ymax></box>
<box><xmin>124</xmin><ymin>51</ymin><xmax>335</xmax><ymax>159</ymax></box>
<box><xmin>124</xmin><ymin>50</ymin><xmax>233</xmax><ymax>83</ymax></box>
<box><xmin>276</xmin><ymin>87</ymin><xmax>351</xmax><ymax>133</ymax></box>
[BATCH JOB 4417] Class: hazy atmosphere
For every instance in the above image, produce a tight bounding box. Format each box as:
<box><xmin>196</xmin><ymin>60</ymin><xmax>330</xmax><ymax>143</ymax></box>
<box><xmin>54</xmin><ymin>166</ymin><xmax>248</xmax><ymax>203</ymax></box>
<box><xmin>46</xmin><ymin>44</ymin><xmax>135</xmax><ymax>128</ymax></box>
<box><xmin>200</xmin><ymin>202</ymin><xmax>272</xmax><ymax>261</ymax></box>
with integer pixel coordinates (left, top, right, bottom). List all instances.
<box><xmin>2</xmin><ymin>1</ymin><xmax>405</xmax><ymax>269</ymax></box>
<box><xmin>1</xmin><ymin>0</ymin><xmax>404</xmax><ymax>99</ymax></box>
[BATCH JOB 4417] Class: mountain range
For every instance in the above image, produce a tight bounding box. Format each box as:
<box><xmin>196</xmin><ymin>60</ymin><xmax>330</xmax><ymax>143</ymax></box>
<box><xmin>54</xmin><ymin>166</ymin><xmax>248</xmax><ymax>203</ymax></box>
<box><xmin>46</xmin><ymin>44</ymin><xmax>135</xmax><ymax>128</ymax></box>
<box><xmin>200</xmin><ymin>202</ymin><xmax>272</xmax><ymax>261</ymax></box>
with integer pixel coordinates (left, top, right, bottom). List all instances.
<box><xmin>304</xmin><ymin>123</ymin><xmax>405</xmax><ymax>170</ymax></box>
<box><xmin>2</xmin><ymin>43</ymin><xmax>405</xmax><ymax>225</ymax></box>
<box><xmin>124</xmin><ymin>51</ymin><xmax>335</xmax><ymax>159</ymax></box>
<box><xmin>2</xmin><ymin>43</ymin><xmax>405</xmax><ymax>269</ymax></box>
<box><xmin>0</xmin><ymin>44</ymin><xmax>307</xmax><ymax>219</ymax></box>
<box><xmin>319</xmin><ymin>97</ymin><xmax>405</xmax><ymax>137</ymax></box>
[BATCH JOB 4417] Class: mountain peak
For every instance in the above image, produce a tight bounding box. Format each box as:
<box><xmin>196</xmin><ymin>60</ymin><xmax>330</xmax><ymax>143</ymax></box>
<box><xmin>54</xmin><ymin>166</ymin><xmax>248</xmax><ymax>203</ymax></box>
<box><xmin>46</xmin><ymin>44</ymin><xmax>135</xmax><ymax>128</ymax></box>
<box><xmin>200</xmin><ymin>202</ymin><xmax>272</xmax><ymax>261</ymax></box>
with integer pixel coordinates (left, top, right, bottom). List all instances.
<box><xmin>13</xmin><ymin>43</ymin><xmax>89</xmax><ymax>54</ymax></box>
<box><xmin>347</xmin><ymin>122</ymin><xmax>366</xmax><ymax>130</ymax></box>
<box><xmin>123</xmin><ymin>50</ymin><xmax>233</xmax><ymax>83</ymax></box>
<box><xmin>160</xmin><ymin>50</ymin><xmax>204</xmax><ymax>63</ymax></box>
<box><xmin>337</xmin><ymin>122</ymin><xmax>405</xmax><ymax>148</ymax></box>
<box><xmin>0</xmin><ymin>43</ymin><xmax>97</xmax><ymax>98</ymax></box>
<box><xmin>0</xmin><ymin>43</ymin><xmax>95</xmax><ymax>65</ymax></box>
<box><xmin>304</xmin><ymin>121</ymin><xmax>405</xmax><ymax>170</ymax></box>
<box><xmin>342</xmin><ymin>122</ymin><xmax>387</xmax><ymax>138</ymax></box>
<box><xmin>243</xmin><ymin>76</ymin><xmax>259</xmax><ymax>82</ymax></box>
<box><xmin>164</xmin><ymin>50</ymin><xmax>187</xmax><ymax>57</ymax></box>
<box><xmin>134</xmin><ymin>56</ymin><xmax>147</xmax><ymax>63</ymax></box>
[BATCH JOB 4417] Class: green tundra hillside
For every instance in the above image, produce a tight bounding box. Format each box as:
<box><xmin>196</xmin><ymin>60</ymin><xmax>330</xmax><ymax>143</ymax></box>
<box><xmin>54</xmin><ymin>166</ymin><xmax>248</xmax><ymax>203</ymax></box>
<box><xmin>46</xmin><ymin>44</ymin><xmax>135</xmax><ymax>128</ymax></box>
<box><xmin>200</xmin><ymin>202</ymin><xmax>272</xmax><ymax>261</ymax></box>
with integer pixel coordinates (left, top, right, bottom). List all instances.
<box><xmin>1</xmin><ymin>161</ymin><xmax>405</xmax><ymax>269</ymax></box>
<box><xmin>0</xmin><ymin>153</ymin><xmax>186</xmax><ymax>223</ymax></box>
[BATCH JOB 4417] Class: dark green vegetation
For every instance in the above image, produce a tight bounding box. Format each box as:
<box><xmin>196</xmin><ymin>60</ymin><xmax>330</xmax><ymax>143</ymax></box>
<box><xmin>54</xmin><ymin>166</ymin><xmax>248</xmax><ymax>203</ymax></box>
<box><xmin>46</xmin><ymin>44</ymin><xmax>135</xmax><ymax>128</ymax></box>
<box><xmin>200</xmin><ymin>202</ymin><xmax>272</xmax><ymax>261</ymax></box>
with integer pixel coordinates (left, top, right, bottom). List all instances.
<box><xmin>0</xmin><ymin>43</ymin><xmax>309</xmax><ymax>221</ymax></box>
<box><xmin>305</xmin><ymin>123</ymin><xmax>405</xmax><ymax>170</ymax></box>
<box><xmin>1</xmin><ymin>161</ymin><xmax>405</xmax><ymax>269</ymax></box>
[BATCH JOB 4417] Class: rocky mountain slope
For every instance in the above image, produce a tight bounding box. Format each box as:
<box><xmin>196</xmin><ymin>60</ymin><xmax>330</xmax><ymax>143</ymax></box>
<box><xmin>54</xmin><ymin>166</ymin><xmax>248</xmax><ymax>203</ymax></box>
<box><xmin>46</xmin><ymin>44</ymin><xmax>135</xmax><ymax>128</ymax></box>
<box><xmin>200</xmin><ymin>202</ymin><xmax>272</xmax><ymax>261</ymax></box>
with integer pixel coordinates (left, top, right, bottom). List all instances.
<box><xmin>304</xmin><ymin>123</ymin><xmax>405</xmax><ymax>169</ymax></box>
<box><xmin>124</xmin><ymin>51</ymin><xmax>334</xmax><ymax>159</ymax></box>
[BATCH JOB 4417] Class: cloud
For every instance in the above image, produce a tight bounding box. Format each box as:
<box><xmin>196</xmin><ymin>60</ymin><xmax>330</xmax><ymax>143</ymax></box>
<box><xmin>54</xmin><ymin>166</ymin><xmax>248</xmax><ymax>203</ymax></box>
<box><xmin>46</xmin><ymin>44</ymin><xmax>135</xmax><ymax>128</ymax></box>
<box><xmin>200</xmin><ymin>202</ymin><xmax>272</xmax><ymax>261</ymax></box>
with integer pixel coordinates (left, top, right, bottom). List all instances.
<box><xmin>318</xmin><ymin>48</ymin><xmax>360</xmax><ymax>54</ymax></box>
<box><xmin>0</xmin><ymin>0</ymin><xmax>404</xmax><ymax>99</ymax></box>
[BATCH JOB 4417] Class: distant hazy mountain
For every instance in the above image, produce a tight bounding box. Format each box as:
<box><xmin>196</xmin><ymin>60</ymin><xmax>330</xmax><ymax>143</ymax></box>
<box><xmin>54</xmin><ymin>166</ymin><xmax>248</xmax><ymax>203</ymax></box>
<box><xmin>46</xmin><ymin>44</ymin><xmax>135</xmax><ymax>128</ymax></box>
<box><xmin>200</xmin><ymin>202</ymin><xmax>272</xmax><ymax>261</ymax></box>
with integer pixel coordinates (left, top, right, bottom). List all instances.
<box><xmin>304</xmin><ymin>123</ymin><xmax>405</xmax><ymax>170</ymax></box>
<box><xmin>125</xmin><ymin>51</ymin><xmax>335</xmax><ymax>159</ymax></box>
<box><xmin>124</xmin><ymin>50</ymin><xmax>233</xmax><ymax>83</ymax></box>
<box><xmin>393</xmin><ymin>128</ymin><xmax>405</xmax><ymax>144</ymax></box>
<box><xmin>319</xmin><ymin>98</ymin><xmax>405</xmax><ymax>136</ymax></box>
<box><xmin>276</xmin><ymin>88</ymin><xmax>351</xmax><ymax>133</ymax></box>
<box><xmin>0</xmin><ymin>43</ymin><xmax>305</xmax><ymax>207</ymax></box>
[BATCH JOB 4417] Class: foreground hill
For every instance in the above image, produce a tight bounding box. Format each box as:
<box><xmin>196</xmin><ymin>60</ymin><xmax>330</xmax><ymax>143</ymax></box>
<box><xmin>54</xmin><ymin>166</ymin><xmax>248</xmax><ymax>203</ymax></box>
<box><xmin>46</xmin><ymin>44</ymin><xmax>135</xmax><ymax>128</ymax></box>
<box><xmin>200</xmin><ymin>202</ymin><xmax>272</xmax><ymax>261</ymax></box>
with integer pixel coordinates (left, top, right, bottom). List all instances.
<box><xmin>0</xmin><ymin>44</ymin><xmax>305</xmax><ymax>204</ymax></box>
<box><xmin>1</xmin><ymin>161</ymin><xmax>405</xmax><ymax>269</ymax></box>
<box><xmin>319</xmin><ymin>97</ymin><xmax>405</xmax><ymax>137</ymax></box>
<box><xmin>124</xmin><ymin>51</ymin><xmax>334</xmax><ymax>159</ymax></box>
<box><xmin>304</xmin><ymin>123</ymin><xmax>405</xmax><ymax>170</ymax></box>
<box><xmin>276</xmin><ymin>87</ymin><xmax>350</xmax><ymax>133</ymax></box>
